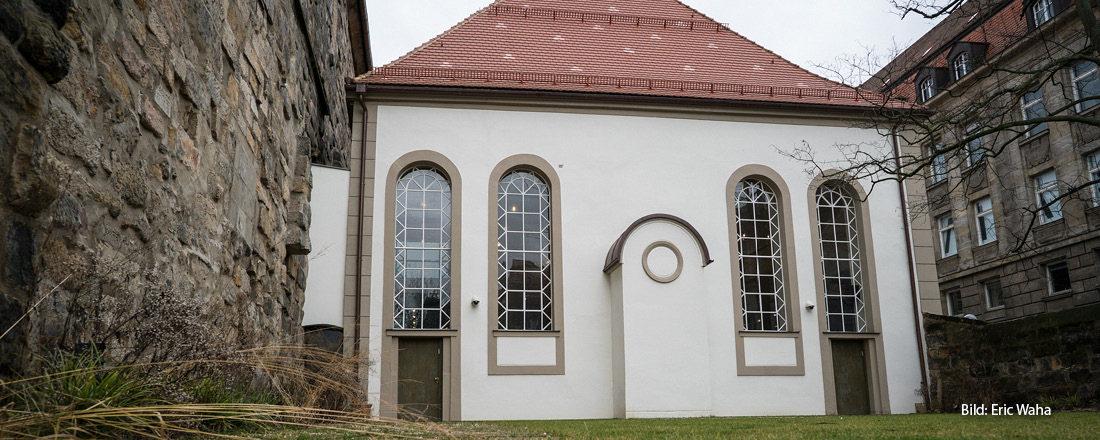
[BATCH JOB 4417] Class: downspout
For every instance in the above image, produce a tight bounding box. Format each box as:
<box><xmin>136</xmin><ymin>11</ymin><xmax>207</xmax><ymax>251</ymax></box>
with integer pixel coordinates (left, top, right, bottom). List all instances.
<box><xmin>353</xmin><ymin>91</ymin><xmax>368</xmax><ymax>357</ymax></box>
<box><xmin>892</xmin><ymin>127</ymin><xmax>931</xmax><ymax>411</ymax></box>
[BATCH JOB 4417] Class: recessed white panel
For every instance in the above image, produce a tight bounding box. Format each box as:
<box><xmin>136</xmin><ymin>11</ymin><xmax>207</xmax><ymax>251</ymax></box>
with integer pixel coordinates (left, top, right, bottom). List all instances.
<box><xmin>743</xmin><ymin>337</ymin><xmax>798</xmax><ymax>366</ymax></box>
<box><xmin>497</xmin><ymin>337</ymin><xmax>557</xmax><ymax>366</ymax></box>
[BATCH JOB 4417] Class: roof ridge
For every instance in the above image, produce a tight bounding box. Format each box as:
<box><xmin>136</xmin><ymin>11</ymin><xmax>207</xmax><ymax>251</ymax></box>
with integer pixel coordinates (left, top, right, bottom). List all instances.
<box><xmin>378</xmin><ymin>0</ymin><xmax>503</xmax><ymax>69</ymax></box>
<box><xmin>364</xmin><ymin>65</ymin><xmax>887</xmax><ymax>103</ymax></box>
<box><xmin>482</xmin><ymin>4</ymin><xmax>727</xmax><ymax>31</ymax></box>
<box><xmin>671</xmin><ymin>0</ymin><xmax>853</xmax><ymax>90</ymax></box>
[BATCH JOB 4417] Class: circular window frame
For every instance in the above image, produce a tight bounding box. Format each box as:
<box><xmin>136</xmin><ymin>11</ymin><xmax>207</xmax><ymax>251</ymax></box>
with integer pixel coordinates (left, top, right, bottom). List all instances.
<box><xmin>642</xmin><ymin>241</ymin><xmax>683</xmax><ymax>283</ymax></box>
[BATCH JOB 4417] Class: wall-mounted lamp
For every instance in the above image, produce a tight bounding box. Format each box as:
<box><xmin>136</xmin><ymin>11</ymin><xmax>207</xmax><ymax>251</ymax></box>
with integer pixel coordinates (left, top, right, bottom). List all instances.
<box><xmin>471</xmin><ymin>296</ymin><xmax>481</xmax><ymax>306</ymax></box>
<box><xmin>805</xmin><ymin>301</ymin><xmax>815</xmax><ymax>311</ymax></box>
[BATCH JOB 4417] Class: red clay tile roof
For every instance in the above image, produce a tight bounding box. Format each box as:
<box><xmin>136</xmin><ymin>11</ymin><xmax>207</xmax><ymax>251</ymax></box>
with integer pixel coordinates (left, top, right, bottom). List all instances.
<box><xmin>355</xmin><ymin>0</ymin><xmax>891</xmax><ymax>108</ymax></box>
<box><xmin>862</xmin><ymin>0</ymin><xmax>1030</xmax><ymax>98</ymax></box>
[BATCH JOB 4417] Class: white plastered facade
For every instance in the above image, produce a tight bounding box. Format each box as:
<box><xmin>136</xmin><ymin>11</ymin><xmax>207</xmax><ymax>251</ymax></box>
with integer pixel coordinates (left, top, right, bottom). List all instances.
<box><xmin>326</xmin><ymin>97</ymin><xmax>926</xmax><ymax>420</ymax></box>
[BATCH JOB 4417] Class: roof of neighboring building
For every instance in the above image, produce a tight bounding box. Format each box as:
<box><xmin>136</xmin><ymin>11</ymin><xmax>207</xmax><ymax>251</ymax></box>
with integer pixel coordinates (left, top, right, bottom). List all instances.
<box><xmin>861</xmin><ymin>0</ymin><xmax>1030</xmax><ymax>97</ymax></box>
<box><xmin>353</xmin><ymin>0</ymin><xmax>893</xmax><ymax>108</ymax></box>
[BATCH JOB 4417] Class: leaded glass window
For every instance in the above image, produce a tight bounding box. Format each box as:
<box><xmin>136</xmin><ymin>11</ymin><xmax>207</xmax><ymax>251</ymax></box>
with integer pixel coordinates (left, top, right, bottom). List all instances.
<box><xmin>735</xmin><ymin>179</ymin><xmax>787</xmax><ymax>331</ymax></box>
<box><xmin>394</xmin><ymin>168</ymin><xmax>452</xmax><ymax>330</ymax></box>
<box><xmin>497</xmin><ymin>171</ymin><xmax>552</xmax><ymax>331</ymax></box>
<box><xmin>815</xmin><ymin>185</ymin><xmax>867</xmax><ymax>333</ymax></box>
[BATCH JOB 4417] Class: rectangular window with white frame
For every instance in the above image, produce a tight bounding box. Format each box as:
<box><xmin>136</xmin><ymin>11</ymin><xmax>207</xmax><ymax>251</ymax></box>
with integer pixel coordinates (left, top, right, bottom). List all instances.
<box><xmin>945</xmin><ymin>290</ymin><xmax>962</xmax><ymax>316</ymax></box>
<box><xmin>966</xmin><ymin>123</ymin><xmax>984</xmax><ymax>166</ymax></box>
<box><xmin>1046</xmin><ymin>261</ymin><xmax>1071</xmax><ymax>295</ymax></box>
<box><xmin>953</xmin><ymin>52</ymin><xmax>970</xmax><ymax>80</ymax></box>
<box><xmin>1034</xmin><ymin>170</ymin><xmax>1063</xmax><ymax>224</ymax></box>
<box><xmin>1032</xmin><ymin>0</ymin><xmax>1054</xmax><ymax>26</ymax></box>
<box><xmin>974</xmin><ymin>197</ymin><xmax>996</xmax><ymax>245</ymax></box>
<box><xmin>938</xmin><ymin>214</ymin><xmax>957</xmax><ymax>258</ymax></box>
<box><xmin>1021</xmin><ymin>88</ymin><xmax>1048</xmax><ymax>137</ymax></box>
<box><xmin>929</xmin><ymin>143</ymin><xmax>947</xmax><ymax>183</ymax></box>
<box><xmin>1088</xmin><ymin>152</ymin><xmax>1100</xmax><ymax>207</ymax></box>
<box><xmin>983</xmin><ymin>279</ymin><xmax>1004</xmax><ymax>309</ymax></box>
<box><xmin>1072</xmin><ymin>61</ymin><xmax>1100</xmax><ymax>112</ymax></box>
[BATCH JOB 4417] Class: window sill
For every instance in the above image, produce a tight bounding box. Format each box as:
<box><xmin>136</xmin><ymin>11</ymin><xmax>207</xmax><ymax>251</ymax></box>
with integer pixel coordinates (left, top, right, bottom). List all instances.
<box><xmin>926</xmin><ymin>177</ymin><xmax>949</xmax><ymax>191</ymax></box>
<box><xmin>1034</xmin><ymin>217</ymin><xmax>1065</xmax><ymax>231</ymax></box>
<box><xmin>964</xmin><ymin>159</ymin><xmax>987</xmax><ymax>172</ymax></box>
<box><xmin>738</xmin><ymin>330</ymin><xmax>800</xmax><ymax>336</ymax></box>
<box><xmin>493</xmin><ymin>330</ymin><xmax>561</xmax><ymax>337</ymax></box>
<box><xmin>1019</xmin><ymin>129</ymin><xmax>1049</xmax><ymax>146</ymax></box>
<box><xmin>985</xmin><ymin>305</ymin><xmax>1005</xmax><ymax>311</ymax></box>
<box><xmin>1042</xmin><ymin>291</ymin><xmax>1074</xmax><ymax>302</ymax></box>
<box><xmin>822</xmin><ymin>331</ymin><xmax>881</xmax><ymax>335</ymax></box>
<box><xmin>937</xmin><ymin>252</ymin><xmax>959</xmax><ymax>262</ymax></box>
<box><xmin>385</xmin><ymin>329</ymin><xmax>459</xmax><ymax>337</ymax></box>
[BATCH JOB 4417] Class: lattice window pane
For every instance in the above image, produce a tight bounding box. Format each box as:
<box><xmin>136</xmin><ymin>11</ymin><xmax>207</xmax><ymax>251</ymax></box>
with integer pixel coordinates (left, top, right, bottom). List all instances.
<box><xmin>497</xmin><ymin>171</ymin><xmax>553</xmax><ymax>331</ymax></box>
<box><xmin>735</xmin><ymin>179</ymin><xmax>787</xmax><ymax>331</ymax></box>
<box><xmin>394</xmin><ymin>168</ymin><xmax>452</xmax><ymax>330</ymax></box>
<box><xmin>816</xmin><ymin>185</ymin><xmax>868</xmax><ymax>333</ymax></box>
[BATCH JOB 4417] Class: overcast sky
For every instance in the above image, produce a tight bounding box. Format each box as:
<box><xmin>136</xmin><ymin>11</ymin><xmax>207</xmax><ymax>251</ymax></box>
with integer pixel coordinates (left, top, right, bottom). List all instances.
<box><xmin>366</xmin><ymin>0</ymin><xmax>944</xmax><ymax>82</ymax></box>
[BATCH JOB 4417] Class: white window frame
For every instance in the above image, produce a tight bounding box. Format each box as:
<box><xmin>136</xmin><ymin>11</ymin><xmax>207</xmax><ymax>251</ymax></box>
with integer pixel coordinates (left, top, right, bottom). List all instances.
<box><xmin>983</xmin><ymin>279</ymin><xmax>1004</xmax><ymax>310</ymax></box>
<box><xmin>953</xmin><ymin>52</ymin><xmax>970</xmax><ymax>80</ymax></box>
<box><xmin>1072</xmin><ymin>61</ymin><xmax>1100</xmax><ymax>112</ymax></box>
<box><xmin>920</xmin><ymin>77</ymin><xmax>935</xmax><ymax>102</ymax></box>
<box><xmin>1032</xmin><ymin>0</ymin><xmax>1054</xmax><ymax>26</ymax></box>
<box><xmin>974</xmin><ymin>197</ymin><xmax>996</xmax><ymax>246</ymax></box>
<box><xmin>1087</xmin><ymin>152</ymin><xmax>1100</xmax><ymax>207</ymax></box>
<box><xmin>965</xmin><ymin>123</ymin><xmax>984</xmax><ymax>166</ymax></box>
<box><xmin>1021</xmin><ymin>88</ymin><xmax>1048</xmax><ymax>137</ymax></box>
<box><xmin>945</xmin><ymin>290</ymin><xmax>963</xmax><ymax>316</ymax></box>
<box><xmin>1034</xmin><ymin>170</ymin><xmax>1063</xmax><ymax>224</ymax></box>
<box><xmin>1046</xmin><ymin>261</ymin><xmax>1071</xmax><ymax>295</ymax></box>
<box><xmin>930</xmin><ymin>143</ymin><xmax>947</xmax><ymax>183</ymax></box>
<box><xmin>938</xmin><ymin>214</ymin><xmax>957</xmax><ymax>258</ymax></box>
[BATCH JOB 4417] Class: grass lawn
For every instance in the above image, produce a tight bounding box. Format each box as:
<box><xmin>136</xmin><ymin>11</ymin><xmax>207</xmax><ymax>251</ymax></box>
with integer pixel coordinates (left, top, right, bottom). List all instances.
<box><xmin>272</xmin><ymin>412</ymin><xmax>1099</xmax><ymax>439</ymax></box>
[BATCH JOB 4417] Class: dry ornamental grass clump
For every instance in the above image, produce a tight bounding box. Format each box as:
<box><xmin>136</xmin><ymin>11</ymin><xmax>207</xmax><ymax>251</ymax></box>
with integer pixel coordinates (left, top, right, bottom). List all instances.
<box><xmin>0</xmin><ymin>274</ymin><xmax>449</xmax><ymax>439</ymax></box>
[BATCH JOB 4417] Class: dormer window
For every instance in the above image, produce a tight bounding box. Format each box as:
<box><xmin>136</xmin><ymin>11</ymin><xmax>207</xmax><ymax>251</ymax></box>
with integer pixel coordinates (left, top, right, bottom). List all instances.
<box><xmin>915</xmin><ymin>67</ymin><xmax>949</xmax><ymax>103</ymax></box>
<box><xmin>920</xmin><ymin>78</ymin><xmax>935</xmax><ymax>102</ymax></box>
<box><xmin>1032</xmin><ymin>0</ymin><xmax>1054</xmax><ymax>26</ymax></box>
<box><xmin>953</xmin><ymin>52</ymin><xmax>970</xmax><ymax>80</ymax></box>
<box><xmin>947</xmin><ymin>42</ymin><xmax>988</xmax><ymax>82</ymax></box>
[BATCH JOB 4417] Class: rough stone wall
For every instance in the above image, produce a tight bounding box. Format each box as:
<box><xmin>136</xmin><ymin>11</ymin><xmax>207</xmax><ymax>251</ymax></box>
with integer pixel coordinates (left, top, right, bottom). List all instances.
<box><xmin>0</xmin><ymin>0</ymin><xmax>351</xmax><ymax>371</ymax></box>
<box><xmin>924</xmin><ymin>306</ymin><xmax>1100</xmax><ymax>411</ymax></box>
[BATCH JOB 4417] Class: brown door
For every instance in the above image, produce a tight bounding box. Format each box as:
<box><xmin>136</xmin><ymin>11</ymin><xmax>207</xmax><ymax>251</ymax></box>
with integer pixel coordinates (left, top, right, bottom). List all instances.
<box><xmin>831</xmin><ymin>339</ymin><xmax>871</xmax><ymax>415</ymax></box>
<box><xmin>397</xmin><ymin>338</ymin><xmax>444</xmax><ymax>421</ymax></box>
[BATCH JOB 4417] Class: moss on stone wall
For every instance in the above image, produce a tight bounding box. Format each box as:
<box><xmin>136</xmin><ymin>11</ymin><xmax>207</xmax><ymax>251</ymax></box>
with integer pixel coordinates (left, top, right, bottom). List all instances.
<box><xmin>0</xmin><ymin>0</ymin><xmax>351</xmax><ymax>372</ymax></box>
<box><xmin>925</xmin><ymin>304</ymin><xmax>1100</xmax><ymax>411</ymax></box>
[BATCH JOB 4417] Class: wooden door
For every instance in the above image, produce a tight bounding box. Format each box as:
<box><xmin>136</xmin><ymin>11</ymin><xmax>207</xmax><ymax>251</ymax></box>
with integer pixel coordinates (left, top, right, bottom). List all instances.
<box><xmin>397</xmin><ymin>338</ymin><xmax>444</xmax><ymax>421</ymax></box>
<box><xmin>831</xmin><ymin>339</ymin><xmax>871</xmax><ymax>415</ymax></box>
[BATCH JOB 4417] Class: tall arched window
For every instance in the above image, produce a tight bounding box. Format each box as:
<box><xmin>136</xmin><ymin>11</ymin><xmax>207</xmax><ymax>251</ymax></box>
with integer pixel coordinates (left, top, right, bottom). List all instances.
<box><xmin>394</xmin><ymin>167</ymin><xmax>452</xmax><ymax>330</ymax></box>
<box><xmin>496</xmin><ymin>170</ymin><xmax>552</xmax><ymax>331</ymax></box>
<box><xmin>735</xmin><ymin>179</ymin><xmax>787</xmax><ymax>331</ymax></box>
<box><xmin>815</xmin><ymin>184</ymin><xmax>867</xmax><ymax>333</ymax></box>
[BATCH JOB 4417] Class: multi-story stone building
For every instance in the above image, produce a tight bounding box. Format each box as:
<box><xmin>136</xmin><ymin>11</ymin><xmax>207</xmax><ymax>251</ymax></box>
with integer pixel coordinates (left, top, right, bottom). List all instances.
<box><xmin>864</xmin><ymin>0</ymin><xmax>1100</xmax><ymax>321</ymax></box>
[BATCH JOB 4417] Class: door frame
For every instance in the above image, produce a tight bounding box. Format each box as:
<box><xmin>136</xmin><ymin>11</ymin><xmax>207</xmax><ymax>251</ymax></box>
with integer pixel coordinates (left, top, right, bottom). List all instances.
<box><xmin>381</xmin><ymin>332</ymin><xmax>460</xmax><ymax>421</ymax></box>
<box><xmin>819</xmin><ymin>333</ymin><xmax>888</xmax><ymax>414</ymax></box>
